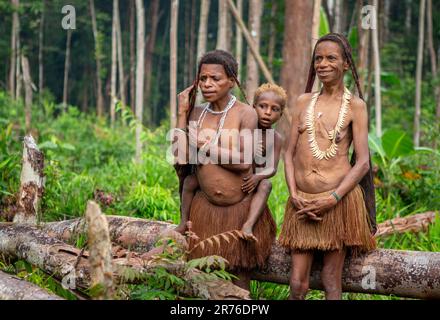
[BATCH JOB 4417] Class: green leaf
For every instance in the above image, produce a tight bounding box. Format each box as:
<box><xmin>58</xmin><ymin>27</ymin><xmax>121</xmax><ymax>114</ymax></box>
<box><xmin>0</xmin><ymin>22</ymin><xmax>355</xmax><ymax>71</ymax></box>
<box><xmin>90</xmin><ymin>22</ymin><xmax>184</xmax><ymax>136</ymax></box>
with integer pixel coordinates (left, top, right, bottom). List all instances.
<box><xmin>348</xmin><ymin>26</ymin><xmax>358</xmax><ymax>49</ymax></box>
<box><xmin>381</xmin><ymin>129</ymin><xmax>414</xmax><ymax>159</ymax></box>
<box><xmin>319</xmin><ymin>7</ymin><xmax>330</xmax><ymax>37</ymax></box>
<box><xmin>39</xmin><ymin>141</ymin><xmax>58</xmax><ymax>150</ymax></box>
<box><xmin>60</xmin><ymin>143</ymin><xmax>76</xmax><ymax>151</ymax></box>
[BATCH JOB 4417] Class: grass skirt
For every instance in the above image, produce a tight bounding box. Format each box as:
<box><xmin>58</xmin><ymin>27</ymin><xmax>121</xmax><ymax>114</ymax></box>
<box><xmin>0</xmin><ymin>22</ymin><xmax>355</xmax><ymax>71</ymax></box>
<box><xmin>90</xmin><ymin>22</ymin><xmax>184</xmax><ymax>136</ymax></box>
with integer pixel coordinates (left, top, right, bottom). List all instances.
<box><xmin>279</xmin><ymin>185</ymin><xmax>376</xmax><ymax>254</ymax></box>
<box><xmin>188</xmin><ymin>191</ymin><xmax>276</xmax><ymax>271</ymax></box>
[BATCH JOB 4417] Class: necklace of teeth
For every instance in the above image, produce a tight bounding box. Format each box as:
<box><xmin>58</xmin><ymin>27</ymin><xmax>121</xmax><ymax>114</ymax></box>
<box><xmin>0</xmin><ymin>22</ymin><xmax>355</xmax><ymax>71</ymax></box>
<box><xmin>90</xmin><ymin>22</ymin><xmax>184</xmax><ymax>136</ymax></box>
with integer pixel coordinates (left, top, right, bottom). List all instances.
<box><xmin>197</xmin><ymin>95</ymin><xmax>236</xmax><ymax>145</ymax></box>
<box><xmin>305</xmin><ymin>87</ymin><xmax>351</xmax><ymax>160</ymax></box>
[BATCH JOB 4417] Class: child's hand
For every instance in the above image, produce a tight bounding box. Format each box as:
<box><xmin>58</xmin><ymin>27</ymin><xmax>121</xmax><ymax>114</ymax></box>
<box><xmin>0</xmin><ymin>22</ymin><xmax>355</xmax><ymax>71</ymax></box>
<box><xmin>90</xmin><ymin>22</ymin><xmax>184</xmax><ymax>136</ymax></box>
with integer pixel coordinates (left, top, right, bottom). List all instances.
<box><xmin>241</xmin><ymin>174</ymin><xmax>260</xmax><ymax>194</ymax></box>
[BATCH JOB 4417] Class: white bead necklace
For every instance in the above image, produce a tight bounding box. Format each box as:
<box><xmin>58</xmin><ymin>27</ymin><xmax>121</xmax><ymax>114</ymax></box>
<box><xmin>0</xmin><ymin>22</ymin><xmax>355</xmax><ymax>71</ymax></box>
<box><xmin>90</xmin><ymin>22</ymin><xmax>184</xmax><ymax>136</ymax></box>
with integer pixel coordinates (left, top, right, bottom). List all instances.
<box><xmin>197</xmin><ymin>95</ymin><xmax>237</xmax><ymax>145</ymax></box>
<box><xmin>305</xmin><ymin>87</ymin><xmax>351</xmax><ymax>160</ymax></box>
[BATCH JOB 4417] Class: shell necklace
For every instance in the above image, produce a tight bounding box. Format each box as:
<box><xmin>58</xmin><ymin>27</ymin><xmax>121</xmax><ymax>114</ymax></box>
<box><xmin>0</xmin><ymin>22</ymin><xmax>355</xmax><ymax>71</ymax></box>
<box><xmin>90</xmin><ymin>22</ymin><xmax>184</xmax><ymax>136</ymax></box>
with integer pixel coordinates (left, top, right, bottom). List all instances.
<box><xmin>305</xmin><ymin>87</ymin><xmax>351</xmax><ymax>160</ymax></box>
<box><xmin>197</xmin><ymin>95</ymin><xmax>236</xmax><ymax>145</ymax></box>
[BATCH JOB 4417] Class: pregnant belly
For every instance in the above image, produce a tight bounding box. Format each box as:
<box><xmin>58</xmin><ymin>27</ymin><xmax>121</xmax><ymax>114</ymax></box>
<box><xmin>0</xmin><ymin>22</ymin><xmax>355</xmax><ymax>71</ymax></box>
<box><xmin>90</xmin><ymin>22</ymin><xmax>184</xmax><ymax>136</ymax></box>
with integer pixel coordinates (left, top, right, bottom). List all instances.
<box><xmin>196</xmin><ymin>164</ymin><xmax>247</xmax><ymax>206</ymax></box>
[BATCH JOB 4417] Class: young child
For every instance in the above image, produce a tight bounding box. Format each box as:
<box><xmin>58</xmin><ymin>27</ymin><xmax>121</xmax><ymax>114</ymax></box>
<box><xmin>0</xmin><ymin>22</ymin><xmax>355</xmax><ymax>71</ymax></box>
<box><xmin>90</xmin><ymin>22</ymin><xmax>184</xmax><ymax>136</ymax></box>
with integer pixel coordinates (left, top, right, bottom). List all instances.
<box><xmin>175</xmin><ymin>83</ymin><xmax>287</xmax><ymax>240</ymax></box>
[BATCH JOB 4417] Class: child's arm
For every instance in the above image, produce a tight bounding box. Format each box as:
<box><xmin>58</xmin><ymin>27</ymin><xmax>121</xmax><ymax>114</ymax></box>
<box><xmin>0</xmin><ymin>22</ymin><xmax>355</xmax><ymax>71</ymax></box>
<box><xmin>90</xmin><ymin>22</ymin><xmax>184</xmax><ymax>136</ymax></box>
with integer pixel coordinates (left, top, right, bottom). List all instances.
<box><xmin>175</xmin><ymin>174</ymin><xmax>199</xmax><ymax>234</ymax></box>
<box><xmin>241</xmin><ymin>132</ymin><xmax>283</xmax><ymax>194</ymax></box>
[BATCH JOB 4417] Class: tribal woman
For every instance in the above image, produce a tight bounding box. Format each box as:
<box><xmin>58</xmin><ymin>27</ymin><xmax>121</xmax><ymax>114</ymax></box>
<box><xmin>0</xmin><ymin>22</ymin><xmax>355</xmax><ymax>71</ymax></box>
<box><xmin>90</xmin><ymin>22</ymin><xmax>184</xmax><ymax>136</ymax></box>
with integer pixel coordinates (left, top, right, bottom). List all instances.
<box><xmin>173</xmin><ymin>50</ymin><xmax>276</xmax><ymax>290</ymax></box>
<box><xmin>279</xmin><ymin>33</ymin><xmax>376</xmax><ymax>300</ymax></box>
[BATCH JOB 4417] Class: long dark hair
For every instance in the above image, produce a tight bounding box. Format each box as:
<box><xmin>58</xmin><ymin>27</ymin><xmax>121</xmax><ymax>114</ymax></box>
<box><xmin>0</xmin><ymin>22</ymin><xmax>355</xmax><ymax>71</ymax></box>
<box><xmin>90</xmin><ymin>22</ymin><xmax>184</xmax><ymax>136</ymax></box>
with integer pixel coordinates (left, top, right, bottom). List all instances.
<box><xmin>306</xmin><ymin>33</ymin><xmax>377</xmax><ymax>234</ymax></box>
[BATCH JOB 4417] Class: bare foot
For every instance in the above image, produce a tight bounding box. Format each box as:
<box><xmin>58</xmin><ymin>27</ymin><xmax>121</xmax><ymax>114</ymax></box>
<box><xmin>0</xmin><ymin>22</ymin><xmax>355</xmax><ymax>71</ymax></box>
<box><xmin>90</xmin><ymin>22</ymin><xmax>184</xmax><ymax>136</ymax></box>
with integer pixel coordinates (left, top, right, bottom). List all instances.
<box><xmin>174</xmin><ymin>223</ymin><xmax>187</xmax><ymax>235</ymax></box>
<box><xmin>241</xmin><ymin>225</ymin><xmax>258</xmax><ymax>242</ymax></box>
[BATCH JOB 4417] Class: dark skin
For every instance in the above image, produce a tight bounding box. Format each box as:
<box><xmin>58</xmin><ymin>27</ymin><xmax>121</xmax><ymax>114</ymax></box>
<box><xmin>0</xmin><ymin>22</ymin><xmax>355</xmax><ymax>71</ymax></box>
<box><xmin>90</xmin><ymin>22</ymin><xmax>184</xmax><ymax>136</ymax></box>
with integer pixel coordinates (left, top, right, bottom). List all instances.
<box><xmin>284</xmin><ymin>41</ymin><xmax>370</xmax><ymax>300</ymax></box>
<box><xmin>240</xmin><ymin>91</ymin><xmax>284</xmax><ymax>241</ymax></box>
<box><xmin>174</xmin><ymin>64</ymin><xmax>257</xmax><ymax>290</ymax></box>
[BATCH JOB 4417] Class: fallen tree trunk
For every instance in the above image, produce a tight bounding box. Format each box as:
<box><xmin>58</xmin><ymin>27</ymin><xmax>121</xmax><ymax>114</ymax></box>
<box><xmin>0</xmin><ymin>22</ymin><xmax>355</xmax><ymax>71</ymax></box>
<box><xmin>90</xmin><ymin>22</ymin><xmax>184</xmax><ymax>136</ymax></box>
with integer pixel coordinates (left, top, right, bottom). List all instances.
<box><xmin>0</xmin><ymin>223</ymin><xmax>249</xmax><ymax>300</ymax></box>
<box><xmin>375</xmin><ymin>211</ymin><xmax>438</xmax><ymax>238</ymax></box>
<box><xmin>42</xmin><ymin>216</ymin><xmax>440</xmax><ymax>299</ymax></box>
<box><xmin>43</xmin><ymin>215</ymin><xmax>173</xmax><ymax>252</ymax></box>
<box><xmin>252</xmin><ymin>244</ymin><xmax>440</xmax><ymax>300</ymax></box>
<box><xmin>0</xmin><ymin>270</ymin><xmax>63</xmax><ymax>300</ymax></box>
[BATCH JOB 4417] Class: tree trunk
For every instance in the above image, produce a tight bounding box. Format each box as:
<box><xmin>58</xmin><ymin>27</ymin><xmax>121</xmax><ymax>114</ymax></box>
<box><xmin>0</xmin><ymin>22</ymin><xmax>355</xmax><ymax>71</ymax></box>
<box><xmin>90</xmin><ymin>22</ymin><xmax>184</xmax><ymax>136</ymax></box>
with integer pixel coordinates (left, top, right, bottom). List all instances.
<box><xmin>9</xmin><ymin>0</ymin><xmax>20</xmax><ymax>99</ymax></box>
<box><xmin>14</xmin><ymin>0</ymin><xmax>22</xmax><ymax>101</ymax></box>
<box><xmin>217</xmin><ymin>0</ymin><xmax>229</xmax><ymax>51</ymax></box>
<box><xmin>0</xmin><ymin>223</ymin><xmax>250</xmax><ymax>300</ymax></box>
<box><xmin>38</xmin><ymin>0</ymin><xmax>46</xmax><ymax>95</ymax></box>
<box><xmin>110</xmin><ymin>0</ymin><xmax>118</xmax><ymax>126</ymax></box>
<box><xmin>312</xmin><ymin>0</ymin><xmax>322</xmax><ymax>54</ymax></box>
<box><xmin>62</xmin><ymin>29</ymin><xmax>72</xmax><ymax>113</ymax></box>
<box><xmin>245</xmin><ymin>0</ymin><xmax>263</xmax><ymax>103</ymax></box>
<box><xmin>426</xmin><ymin>0</ymin><xmax>440</xmax><ymax>138</ymax></box>
<box><xmin>372</xmin><ymin>0</ymin><xmax>382</xmax><ymax>137</ymax></box>
<box><xmin>170</xmin><ymin>0</ymin><xmax>179</xmax><ymax>129</ymax></box>
<box><xmin>13</xmin><ymin>135</ymin><xmax>44</xmax><ymax>224</ymax></box>
<box><xmin>267</xmin><ymin>0</ymin><xmax>277</xmax><ymax>73</ymax></box>
<box><xmin>21</xmin><ymin>55</ymin><xmax>33</xmax><ymax>132</ymax></box>
<box><xmin>227</xmin><ymin>0</ymin><xmax>274</xmax><ymax>85</ymax></box>
<box><xmin>405</xmin><ymin>0</ymin><xmax>412</xmax><ymax>32</ymax></box>
<box><xmin>375</xmin><ymin>211</ymin><xmax>438</xmax><ymax>238</ymax></box>
<box><xmin>333</xmin><ymin>0</ymin><xmax>342</xmax><ymax>33</ymax></box>
<box><xmin>188</xmin><ymin>0</ymin><xmax>197</xmax><ymax>83</ymax></box>
<box><xmin>197</xmin><ymin>0</ymin><xmax>210</xmax><ymax>67</ymax></box>
<box><xmin>0</xmin><ymin>271</ymin><xmax>63</xmax><ymax>300</ymax></box>
<box><xmin>115</xmin><ymin>0</ymin><xmax>126</xmax><ymax>107</ymax></box>
<box><xmin>135</xmin><ymin>0</ymin><xmax>145</xmax><ymax>163</ymax></box>
<box><xmin>382</xmin><ymin>0</ymin><xmax>390</xmax><ymax>45</ymax></box>
<box><xmin>252</xmin><ymin>244</ymin><xmax>440</xmax><ymax>299</ymax></box>
<box><xmin>278</xmin><ymin>0</ymin><xmax>314</xmax><ymax>137</ymax></box>
<box><xmin>90</xmin><ymin>0</ymin><xmax>104</xmax><ymax>118</ymax></box>
<box><xmin>86</xmin><ymin>201</ymin><xmax>113</xmax><ymax>299</ymax></box>
<box><xmin>414</xmin><ymin>0</ymin><xmax>426</xmax><ymax>147</ymax></box>
<box><xmin>41</xmin><ymin>216</ymin><xmax>440</xmax><ymax>299</ymax></box>
<box><xmin>357</xmin><ymin>0</ymin><xmax>370</xmax><ymax>95</ymax></box>
<box><xmin>144</xmin><ymin>0</ymin><xmax>160</xmax><ymax>126</ymax></box>
<box><xmin>130</xmin><ymin>0</ymin><xmax>136</xmax><ymax>112</ymax></box>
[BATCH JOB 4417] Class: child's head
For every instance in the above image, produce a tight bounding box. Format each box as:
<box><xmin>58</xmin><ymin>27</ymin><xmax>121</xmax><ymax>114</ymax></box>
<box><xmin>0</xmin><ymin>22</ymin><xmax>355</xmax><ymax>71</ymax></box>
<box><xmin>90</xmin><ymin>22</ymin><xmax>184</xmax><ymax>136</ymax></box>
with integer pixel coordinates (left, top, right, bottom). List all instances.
<box><xmin>253</xmin><ymin>83</ymin><xmax>287</xmax><ymax>129</ymax></box>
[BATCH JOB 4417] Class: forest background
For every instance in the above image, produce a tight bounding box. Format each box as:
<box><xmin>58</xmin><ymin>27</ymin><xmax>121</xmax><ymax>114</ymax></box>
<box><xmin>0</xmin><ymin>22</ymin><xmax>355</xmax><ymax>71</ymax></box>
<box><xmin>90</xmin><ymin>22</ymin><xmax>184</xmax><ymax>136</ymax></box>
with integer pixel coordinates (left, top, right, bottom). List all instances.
<box><xmin>0</xmin><ymin>0</ymin><xmax>439</xmax><ymax>300</ymax></box>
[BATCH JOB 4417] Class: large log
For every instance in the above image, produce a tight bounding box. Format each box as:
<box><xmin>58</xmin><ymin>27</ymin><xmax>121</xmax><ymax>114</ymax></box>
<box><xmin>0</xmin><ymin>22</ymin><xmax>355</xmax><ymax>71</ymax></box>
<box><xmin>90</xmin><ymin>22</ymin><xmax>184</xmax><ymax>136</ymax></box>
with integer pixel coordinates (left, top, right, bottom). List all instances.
<box><xmin>375</xmin><ymin>211</ymin><xmax>438</xmax><ymax>238</ymax></box>
<box><xmin>0</xmin><ymin>270</ymin><xmax>63</xmax><ymax>300</ymax></box>
<box><xmin>0</xmin><ymin>223</ymin><xmax>249</xmax><ymax>300</ymax></box>
<box><xmin>42</xmin><ymin>216</ymin><xmax>440</xmax><ymax>299</ymax></box>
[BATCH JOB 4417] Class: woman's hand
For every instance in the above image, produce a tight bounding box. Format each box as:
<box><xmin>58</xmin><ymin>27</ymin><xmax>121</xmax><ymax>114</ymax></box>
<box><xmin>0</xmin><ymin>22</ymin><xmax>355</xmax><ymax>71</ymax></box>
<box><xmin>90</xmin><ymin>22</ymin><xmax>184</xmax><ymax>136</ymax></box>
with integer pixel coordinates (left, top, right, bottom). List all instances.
<box><xmin>177</xmin><ymin>84</ymin><xmax>195</xmax><ymax>117</ymax></box>
<box><xmin>242</xmin><ymin>174</ymin><xmax>261</xmax><ymax>194</ymax></box>
<box><xmin>188</xmin><ymin>127</ymin><xmax>211</xmax><ymax>150</ymax></box>
<box><xmin>296</xmin><ymin>195</ymin><xmax>338</xmax><ymax>221</ymax></box>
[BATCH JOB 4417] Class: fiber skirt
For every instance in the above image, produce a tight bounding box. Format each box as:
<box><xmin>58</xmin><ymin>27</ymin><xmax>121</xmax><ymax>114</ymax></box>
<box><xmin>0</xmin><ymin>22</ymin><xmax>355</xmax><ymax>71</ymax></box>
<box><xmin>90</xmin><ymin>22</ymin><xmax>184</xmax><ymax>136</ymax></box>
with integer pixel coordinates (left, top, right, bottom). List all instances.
<box><xmin>188</xmin><ymin>191</ymin><xmax>276</xmax><ymax>271</ymax></box>
<box><xmin>279</xmin><ymin>185</ymin><xmax>376</xmax><ymax>254</ymax></box>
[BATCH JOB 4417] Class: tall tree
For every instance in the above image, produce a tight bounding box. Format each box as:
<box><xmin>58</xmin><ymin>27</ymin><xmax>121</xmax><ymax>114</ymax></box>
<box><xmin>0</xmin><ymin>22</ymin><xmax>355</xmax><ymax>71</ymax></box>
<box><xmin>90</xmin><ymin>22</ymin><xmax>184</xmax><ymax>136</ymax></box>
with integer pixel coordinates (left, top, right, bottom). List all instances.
<box><xmin>333</xmin><ymin>0</ymin><xmax>342</xmax><ymax>33</ymax></box>
<box><xmin>135</xmin><ymin>0</ymin><xmax>145</xmax><ymax>163</ymax></box>
<box><xmin>196</xmin><ymin>0</ymin><xmax>210</xmax><ymax>64</ymax></box>
<box><xmin>267</xmin><ymin>0</ymin><xmax>278</xmax><ymax>73</ymax></box>
<box><xmin>21</xmin><ymin>55</ymin><xmax>32</xmax><ymax>131</ymax></box>
<box><xmin>144</xmin><ymin>0</ymin><xmax>160</xmax><ymax>126</ymax></box>
<box><xmin>235</xmin><ymin>0</ymin><xmax>243</xmax><ymax>80</ymax></box>
<box><xmin>414</xmin><ymin>0</ymin><xmax>426</xmax><ymax>147</ymax></box>
<box><xmin>170</xmin><ymin>0</ymin><xmax>179</xmax><ymax>128</ymax></box>
<box><xmin>426</xmin><ymin>0</ymin><xmax>440</xmax><ymax>126</ymax></box>
<box><xmin>90</xmin><ymin>0</ymin><xmax>104</xmax><ymax>118</ymax></box>
<box><xmin>278</xmin><ymin>0</ymin><xmax>314</xmax><ymax>136</ymax></box>
<box><xmin>38</xmin><ymin>0</ymin><xmax>46</xmax><ymax>95</ymax></box>
<box><xmin>217</xmin><ymin>0</ymin><xmax>229</xmax><ymax>51</ymax></box>
<box><xmin>372</xmin><ymin>0</ymin><xmax>382</xmax><ymax>137</ymax></box>
<box><xmin>9</xmin><ymin>0</ymin><xmax>20</xmax><ymax>99</ymax></box>
<box><xmin>110</xmin><ymin>0</ymin><xmax>118</xmax><ymax>125</ymax></box>
<box><xmin>245</xmin><ymin>0</ymin><xmax>263</xmax><ymax>103</ymax></box>
<box><xmin>62</xmin><ymin>29</ymin><xmax>72</xmax><ymax>112</ymax></box>
<box><xmin>357</xmin><ymin>0</ymin><xmax>370</xmax><ymax>95</ymax></box>
<box><xmin>115</xmin><ymin>0</ymin><xmax>126</xmax><ymax>106</ymax></box>
<box><xmin>130</xmin><ymin>0</ymin><xmax>136</xmax><ymax>111</ymax></box>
